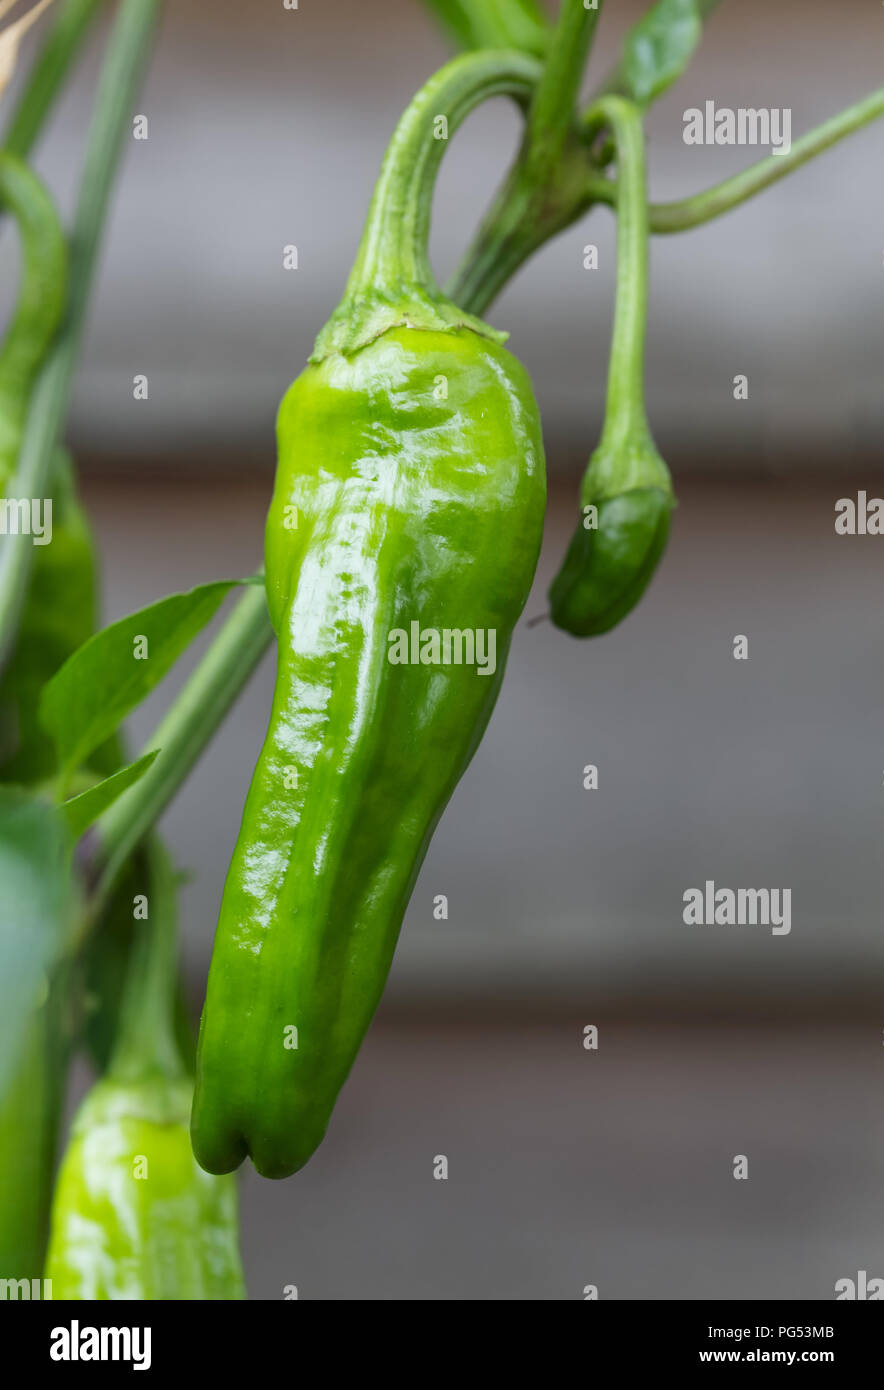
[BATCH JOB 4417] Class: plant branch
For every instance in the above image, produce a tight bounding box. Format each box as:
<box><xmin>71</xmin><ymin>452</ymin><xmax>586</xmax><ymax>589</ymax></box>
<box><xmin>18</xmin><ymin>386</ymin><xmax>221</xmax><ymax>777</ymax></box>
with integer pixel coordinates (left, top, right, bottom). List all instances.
<box><xmin>91</xmin><ymin>581</ymin><xmax>273</xmax><ymax>909</ymax></box>
<box><xmin>647</xmin><ymin>87</ymin><xmax>884</xmax><ymax>232</ymax></box>
<box><xmin>447</xmin><ymin>0</ymin><xmax>605</xmax><ymax>315</ymax></box>
<box><xmin>454</xmin><ymin>81</ymin><xmax>884</xmax><ymax>314</ymax></box>
<box><xmin>524</xmin><ymin>0</ymin><xmax>602</xmax><ymax>175</ymax></box>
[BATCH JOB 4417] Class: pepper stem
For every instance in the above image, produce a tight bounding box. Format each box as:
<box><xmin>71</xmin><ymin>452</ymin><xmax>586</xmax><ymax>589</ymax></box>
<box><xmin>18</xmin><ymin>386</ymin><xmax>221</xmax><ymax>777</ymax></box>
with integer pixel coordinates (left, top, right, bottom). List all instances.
<box><xmin>108</xmin><ymin>838</ymin><xmax>185</xmax><ymax>1084</ymax></box>
<box><xmin>311</xmin><ymin>50</ymin><xmax>541</xmax><ymax>361</ymax></box>
<box><xmin>589</xmin><ymin>95</ymin><xmax>650</xmax><ymax>440</ymax></box>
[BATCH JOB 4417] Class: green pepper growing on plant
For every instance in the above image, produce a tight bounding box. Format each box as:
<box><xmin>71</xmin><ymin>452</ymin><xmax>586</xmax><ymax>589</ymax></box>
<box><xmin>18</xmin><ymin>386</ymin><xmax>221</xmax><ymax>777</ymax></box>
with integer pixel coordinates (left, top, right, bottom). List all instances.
<box><xmin>549</xmin><ymin>95</ymin><xmax>675</xmax><ymax>637</ymax></box>
<box><xmin>46</xmin><ymin>842</ymin><xmax>245</xmax><ymax>1299</ymax></box>
<box><xmin>191</xmin><ymin>52</ymin><xmax>547</xmax><ymax>1181</ymax></box>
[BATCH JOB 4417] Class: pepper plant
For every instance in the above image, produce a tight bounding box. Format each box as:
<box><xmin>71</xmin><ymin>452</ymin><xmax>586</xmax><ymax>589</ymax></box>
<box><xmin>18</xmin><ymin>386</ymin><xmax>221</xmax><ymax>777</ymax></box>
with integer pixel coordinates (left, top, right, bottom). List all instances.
<box><xmin>0</xmin><ymin>0</ymin><xmax>881</xmax><ymax>1298</ymax></box>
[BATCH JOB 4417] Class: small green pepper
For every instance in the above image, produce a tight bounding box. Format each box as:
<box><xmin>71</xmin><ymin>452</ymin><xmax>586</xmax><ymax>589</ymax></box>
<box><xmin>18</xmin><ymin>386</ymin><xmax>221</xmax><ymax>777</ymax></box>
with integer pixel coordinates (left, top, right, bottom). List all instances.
<box><xmin>46</xmin><ymin>842</ymin><xmax>245</xmax><ymax>1299</ymax></box>
<box><xmin>549</xmin><ymin>96</ymin><xmax>675</xmax><ymax>637</ymax></box>
<box><xmin>191</xmin><ymin>53</ymin><xmax>546</xmax><ymax>1180</ymax></box>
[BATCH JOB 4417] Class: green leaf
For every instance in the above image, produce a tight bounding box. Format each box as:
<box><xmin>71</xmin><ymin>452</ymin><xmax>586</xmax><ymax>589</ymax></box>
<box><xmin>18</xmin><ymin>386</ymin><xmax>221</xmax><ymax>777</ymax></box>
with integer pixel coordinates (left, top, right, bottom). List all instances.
<box><xmin>0</xmin><ymin>786</ymin><xmax>73</xmax><ymax>1095</ymax></box>
<box><xmin>39</xmin><ymin>579</ymin><xmax>243</xmax><ymax>784</ymax></box>
<box><xmin>421</xmin><ymin>0</ymin><xmax>550</xmax><ymax>57</ymax></box>
<box><xmin>61</xmin><ymin>749</ymin><xmax>160</xmax><ymax>839</ymax></box>
<box><xmin>622</xmin><ymin>0</ymin><xmax>703</xmax><ymax>107</ymax></box>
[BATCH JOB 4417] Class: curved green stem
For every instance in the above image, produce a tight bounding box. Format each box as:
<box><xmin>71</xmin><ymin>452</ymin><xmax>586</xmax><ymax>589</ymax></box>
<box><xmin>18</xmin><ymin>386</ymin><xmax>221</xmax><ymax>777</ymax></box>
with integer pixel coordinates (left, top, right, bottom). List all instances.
<box><xmin>0</xmin><ymin>154</ymin><xmax>67</xmax><ymax>472</ymax></box>
<box><xmin>91</xmin><ymin>582</ymin><xmax>273</xmax><ymax>908</ymax></box>
<box><xmin>647</xmin><ymin>86</ymin><xmax>884</xmax><ymax>233</ymax></box>
<box><xmin>3</xmin><ymin>0</ymin><xmax>103</xmax><ymax>159</ymax></box>
<box><xmin>312</xmin><ymin>50</ymin><xmax>542</xmax><ymax>359</ymax></box>
<box><xmin>350</xmin><ymin>51</ymin><xmax>539</xmax><ymax>298</ymax></box>
<box><xmin>588</xmin><ymin>96</ymin><xmax>648</xmax><ymax>434</ymax></box>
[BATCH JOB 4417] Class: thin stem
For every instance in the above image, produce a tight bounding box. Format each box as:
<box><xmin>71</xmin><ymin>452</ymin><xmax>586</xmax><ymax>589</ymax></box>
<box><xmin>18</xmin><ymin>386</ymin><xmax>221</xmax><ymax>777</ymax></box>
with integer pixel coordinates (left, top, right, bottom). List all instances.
<box><xmin>345</xmin><ymin>51</ymin><xmax>540</xmax><ymax>300</ymax></box>
<box><xmin>312</xmin><ymin>50</ymin><xmax>543</xmax><ymax>360</ymax></box>
<box><xmin>447</xmin><ymin>1</ymin><xmax>604</xmax><ymax>316</ymax></box>
<box><xmin>523</xmin><ymin>0</ymin><xmax>602</xmax><ymax>177</ymax></box>
<box><xmin>450</xmin><ymin>160</ymin><xmax>606</xmax><ymax>316</ymax></box>
<box><xmin>108</xmin><ymin>837</ymin><xmax>184</xmax><ymax>1083</ymax></box>
<box><xmin>648</xmin><ymin>86</ymin><xmax>884</xmax><ymax>233</ymax></box>
<box><xmin>3</xmin><ymin>0</ymin><xmax>102</xmax><ymax>159</ymax></box>
<box><xmin>92</xmin><ymin>582</ymin><xmax>273</xmax><ymax>908</ymax></box>
<box><xmin>0</xmin><ymin>0</ymin><xmax>162</xmax><ymax>670</ymax></box>
<box><xmin>455</xmin><ymin>83</ymin><xmax>884</xmax><ymax>314</ymax></box>
<box><xmin>589</xmin><ymin>96</ymin><xmax>648</xmax><ymax>432</ymax></box>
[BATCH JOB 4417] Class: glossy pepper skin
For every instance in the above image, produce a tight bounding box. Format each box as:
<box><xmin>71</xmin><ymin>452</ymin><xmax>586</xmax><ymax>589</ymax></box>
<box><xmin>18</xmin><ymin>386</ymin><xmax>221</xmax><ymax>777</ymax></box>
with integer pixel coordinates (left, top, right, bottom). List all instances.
<box><xmin>192</xmin><ymin>52</ymin><xmax>545</xmax><ymax>1181</ymax></box>
<box><xmin>46</xmin><ymin>1075</ymin><xmax>245</xmax><ymax>1300</ymax></box>
<box><xmin>549</xmin><ymin>96</ymin><xmax>674</xmax><ymax>638</ymax></box>
<box><xmin>192</xmin><ymin>326</ymin><xmax>545</xmax><ymax>1179</ymax></box>
<box><xmin>548</xmin><ymin>430</ymin><xmax>672</xmax><ymax>636</ymax></box>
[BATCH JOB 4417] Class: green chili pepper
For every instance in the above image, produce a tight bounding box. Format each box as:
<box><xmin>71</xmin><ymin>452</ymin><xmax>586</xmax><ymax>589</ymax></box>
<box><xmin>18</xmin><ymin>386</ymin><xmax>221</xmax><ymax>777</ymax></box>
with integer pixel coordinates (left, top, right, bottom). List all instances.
<box><xmin>191</xmin><ymin>52</ymin><xmax>546</xmax><ymax>1180</ymax></box>
<box><xmin>46</xmin><ymin>841</ymin><xmax>245</xmax><ymax>1300</ymax></box>
<box><xmin>549</xmin><ymin>96</ymin><xmax>675</xmax><ymax>637</ymax></box>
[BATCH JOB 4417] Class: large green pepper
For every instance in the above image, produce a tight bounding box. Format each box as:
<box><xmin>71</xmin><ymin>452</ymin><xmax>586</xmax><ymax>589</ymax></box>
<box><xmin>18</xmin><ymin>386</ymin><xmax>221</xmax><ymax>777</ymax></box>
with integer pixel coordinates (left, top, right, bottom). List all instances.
<box><xmin>549</xmin><ymin>97</ymin><xmax>675</xmax><ymax>637</ymax></box>
<box><xmin>191</xmin><ymin>53</ymin><xmax>546</xmax><ymax>1180</ymax></box>
<box><xmin>46</xmin><ymin>842</ymin><xmax>245</xmax><ymax>1299</ymax></box>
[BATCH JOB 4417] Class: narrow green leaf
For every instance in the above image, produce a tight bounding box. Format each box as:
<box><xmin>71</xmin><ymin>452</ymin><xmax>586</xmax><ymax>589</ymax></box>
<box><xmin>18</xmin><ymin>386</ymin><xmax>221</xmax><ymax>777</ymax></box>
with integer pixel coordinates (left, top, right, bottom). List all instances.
<box><xmin>622</xmin><ymin>0</ymin><xmax>703</xmax><ymax>107</ymax></box>
<box><xmin>39</xmin><ymin>579</ymin><xmax>242</xmax><ymax>783</ymax></box>
<box><xmin>61</xmin><ymin>749</ymin><xmax>159</xmax><ymax>839</ymax></box>
<box><xmin>0</xmin><ymin>786</ymin><xmax>72</xmax><ymax>1094</ymax></box>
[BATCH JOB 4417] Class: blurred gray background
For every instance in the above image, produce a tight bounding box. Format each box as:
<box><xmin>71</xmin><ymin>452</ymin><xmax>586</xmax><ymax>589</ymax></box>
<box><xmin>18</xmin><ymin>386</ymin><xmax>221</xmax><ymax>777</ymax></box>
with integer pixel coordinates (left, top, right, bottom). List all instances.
<box><xmin>8</xmin><ymin>0</ymin><xmax>884</xmax><ymax>1298</ymax></box>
